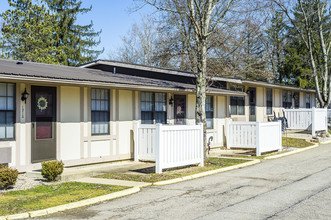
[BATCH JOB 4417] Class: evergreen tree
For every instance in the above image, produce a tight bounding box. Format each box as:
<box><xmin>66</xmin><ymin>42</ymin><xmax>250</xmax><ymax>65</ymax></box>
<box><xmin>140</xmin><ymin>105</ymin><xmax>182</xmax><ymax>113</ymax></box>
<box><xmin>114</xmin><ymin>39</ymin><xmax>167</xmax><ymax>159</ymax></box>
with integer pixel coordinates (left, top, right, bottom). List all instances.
<box><xmin>0</xmin><ymin>0</ymin><xmax>59</xmax><ymax>64</ymax></box>
<box><xmin>241</xmin><ymin>18</ymin><xmax>271</xmax><ymax>81</ymax></box>
<box><xmin>45</xmin><ymin>0</ymin><xmax>103</xmax><ymax>66</ymax></box>
<box><xmin>265</xmin><ymin>10</ymin><xmax>286</xmax><ymax>84</ymax></box>
<box><xmin>279</xmin><ymin>1</ymin><xmax>330</xmax><ymax>89</ymax></box>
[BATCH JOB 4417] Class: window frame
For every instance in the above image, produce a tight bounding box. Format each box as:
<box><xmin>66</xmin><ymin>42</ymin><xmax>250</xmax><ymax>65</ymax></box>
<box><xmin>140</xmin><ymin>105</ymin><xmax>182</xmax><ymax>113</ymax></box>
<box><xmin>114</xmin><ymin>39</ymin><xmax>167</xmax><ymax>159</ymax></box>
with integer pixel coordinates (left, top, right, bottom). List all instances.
<box><xmin>141</xmin><ymin>92</ymin><xmax>167</xmax><ymax>124</ymax></box>
<box><xmin>91</xmin><ymin>88</ymin><xmax>110</xmax><ymax>136</ymax></box>
<box><xmin>266</xmin><ymin>88</ymin><xmax>273</xmax><ymax>115</ymax></box>
<box><xmin>0</xmin><ymin>82</ymin><xmax>16</xmax><ymax>141</ymax></box>
<box><xmin>206</xmin><ymin>95</ymin><xmax>214</xmax><ymax>129</ymax></box>
<box><xmin>230</xmin><ymin>96</ymin><xmax>245</xmax><ymax>115</ymax></box>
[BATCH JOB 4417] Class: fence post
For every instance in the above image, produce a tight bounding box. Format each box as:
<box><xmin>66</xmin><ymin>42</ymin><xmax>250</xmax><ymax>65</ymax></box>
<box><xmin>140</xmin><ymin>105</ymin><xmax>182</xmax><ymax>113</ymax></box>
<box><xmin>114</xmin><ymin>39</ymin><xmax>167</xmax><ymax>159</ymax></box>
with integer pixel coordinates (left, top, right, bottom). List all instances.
<box><xmin>312</xmin><ymin>107</ymin><xmax>316</xmax><ymax>137</ymax></box>
<box><xmin>134</xmin><ymin>121</ymin><xmax>139</xmax><ymax>162</ymax></box>
<box><xmin>155</xmin><ymin>123</ymin><xmax>162</xmax><ymax>174</ymax></box>
<box><xmin>256</xmin><ymin>122</ymin><xmax>261</xmax><ymax>156</ymax></box>
<box><xmin>226</xmin><ymin>119</ymin><xmax>231</xmax><ymax>149</ymax></box>
<box><xmin>278</xmin><ymin>120</ymin><xmax>282</xmax><ymax>152</ymax></box>
<box><xmin>199</xmin><ymin>123</ymin><xmax>204</xmax><ymax>167</ymax></box>
<box><xmin>325</xmin><ymin>108</ymin><xmax>328</xmax><ymax>133</ymax></box>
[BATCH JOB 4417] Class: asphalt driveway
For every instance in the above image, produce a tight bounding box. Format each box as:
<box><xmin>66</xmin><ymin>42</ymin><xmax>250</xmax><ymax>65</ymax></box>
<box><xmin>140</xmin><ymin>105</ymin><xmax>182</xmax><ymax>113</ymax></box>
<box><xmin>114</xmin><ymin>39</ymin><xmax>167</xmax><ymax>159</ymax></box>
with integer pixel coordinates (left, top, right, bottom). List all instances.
<box><xmin>40</xmin><ymin>143</ymin><xmax>331</xmax><ymax>220</ymax></box>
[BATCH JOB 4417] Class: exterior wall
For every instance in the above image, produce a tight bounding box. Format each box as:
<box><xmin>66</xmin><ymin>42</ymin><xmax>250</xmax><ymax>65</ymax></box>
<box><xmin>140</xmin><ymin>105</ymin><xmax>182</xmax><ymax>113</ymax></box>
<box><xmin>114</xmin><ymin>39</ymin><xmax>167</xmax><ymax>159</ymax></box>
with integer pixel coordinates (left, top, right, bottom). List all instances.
<box><xmin>256</xmin><ymin>87</ymin><xmax>265</xmax><ymax>122</ymax></box>
<box><xmin>273</xmin><ymin>89</ymin><xmax>283</xmax><ymax>118</ymax></box>
<box><xmin>300</xmin><ymin>92</ymin><xmax>306</xmax><ymax>108</ymax></box>
<box><xmin>3</xmin><ymin>78</ymin><xmax>317</xmax><ymax>172</ymax></box>
<box><xmin>186</xmin><ymin>94</ymin><xmax>195</xmax><ymax>125</ymax></box>
<box><xmin>3</xmin><ymin>80</ymin><xmax>137</xmax><ymax>172</ymax></box>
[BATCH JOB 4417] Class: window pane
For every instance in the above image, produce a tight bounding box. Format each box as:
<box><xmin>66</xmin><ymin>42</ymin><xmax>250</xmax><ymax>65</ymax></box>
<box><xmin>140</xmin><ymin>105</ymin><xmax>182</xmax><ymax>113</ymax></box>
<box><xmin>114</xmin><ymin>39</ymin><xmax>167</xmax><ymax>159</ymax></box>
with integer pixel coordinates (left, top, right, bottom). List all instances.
<box><xmin>91</xmin><ymin>88</ymin><xmax>95</xmax><ymax>99</ymax></box>
<box><xmin>306</xmin><ymin>93</ymin><xmax>310</xmax><ymax>108</ymax></box>
<box><xmin>155</xmin><ymin>93</ymin><xmax>166</xmax><ymax>111</ymax></box>
<box><xmin>206</xmin><ymin>119</ymin><xmax>213</xmax><ymax>129</ymax></box>
<box><xmin>100</xmin><ymin>100</ymin><xmax>105</xmax><ymax>111</ymax></box>
<box><xmin>238</xmin><ymin>97</ymin><xmax>245</xmax><ymax>115</ymax></box>
<box><xmin>0</xmin><ymin>97</ymin><xmax>6</xmax><ymax>110</ymax></box>
<box><xmin>141</xmin><ymin>112</ymin><xmax>153</xmax><ymax>124</ymax></box>
<box><xmin>155</xmin><ymin>112</ymin><xmax>166</xmax><ymax>124</ymax></box>
<box><xmin>6</xmin><ymin>112</ymin><xmax>14</xmax><ymax>124</ymax></box>
<box><xmin>0</xmin><ymin>112</ymin><xmax>5</xmax><ymax>125</ymax></box>
<box><xmin>96</xmin><ymin>89</ymin><xmax>100</xmax><ymax>100</ymax></box>
<box><xmin>36</xmin><ymin>122</ymin><xmax>52</xmax><ymax>139</ymax></box>
<box><xmin>92</xmin><ymin>123</ymin><xmax>96</xmax><ymax>134</ymax></box>
<box><xmin>7</xmin><ymin>97</ymin><xmax>14</xmax><ymax>110</ymax></box>
<box><xmin>0</xmin><ymin>84</ymin><xmax>6</xmax><ymax>96</ymax></box>
<box><xmin>6</xmin><ymin>126</ymin><xmax>14</xmax><ymax>139</ymax></box>
<box><xmin>266</xmin><ymin>89</ymin><xmax>272</xmax><ymax>115</ymax></box>
<box><xmin>230</xmin><ymin>97</ymin><xmax>237</xmax><ymax>115</ymax></box>
<box><xmin>100</xmin><ymin>89</ymin><xmax>105</xmax><ymax>99</ymax></box>
<box><xmin>206</xmin><ymin>112</ymin><xmax>213</xmax><ymax>119</ymax></box>
<box><xmin>206</xmin><ymin>96</ymin><xmax>213</xmax><ymax>111</ymax></box>
<box><xmin>7</xmin><ymin>84</ymin><xmax>15</xmax><ymax>96</ymax></box>
<box><xmin>92</xmin><ymin>100</ymin><xmax>96</xmax><ymax>111</ymax></box>
<box><xmin>0</xmin><ymin>126</ymin><xmax>5</xmax><ymax>139</ymax></box>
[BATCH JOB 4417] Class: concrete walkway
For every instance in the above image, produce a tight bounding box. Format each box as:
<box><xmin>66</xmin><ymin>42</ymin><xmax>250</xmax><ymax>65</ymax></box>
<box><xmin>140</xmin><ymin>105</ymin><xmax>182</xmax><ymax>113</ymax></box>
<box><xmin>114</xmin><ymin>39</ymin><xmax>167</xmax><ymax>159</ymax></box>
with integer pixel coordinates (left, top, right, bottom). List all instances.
<box><xmin>74</xmin><ymin>177</ymin><xmax>151</xmax><ymax>188</ymax></box>
<box><xmin>27</xmin><ymin>160</ymin><xmax>155</xmax><ymax>182</ymax></box>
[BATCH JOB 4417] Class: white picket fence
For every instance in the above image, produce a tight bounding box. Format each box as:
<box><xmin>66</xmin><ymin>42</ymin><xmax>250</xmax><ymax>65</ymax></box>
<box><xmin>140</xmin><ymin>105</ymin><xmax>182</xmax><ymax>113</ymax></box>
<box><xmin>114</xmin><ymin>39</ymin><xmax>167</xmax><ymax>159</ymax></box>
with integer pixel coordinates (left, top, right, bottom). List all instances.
<box><xmin>134</xmin><ymin>122</ymin><xmax>204</xmax><ymax>173</ymax></box>
<box><xmin>226</xmin><ymin>121</ymin><xmax>282</xmax><ymax>156</ymax></box>
<box><xmin>283</xmin><ymin>107</ymin><xmax>327</xmax><ymax>136</ymax></box>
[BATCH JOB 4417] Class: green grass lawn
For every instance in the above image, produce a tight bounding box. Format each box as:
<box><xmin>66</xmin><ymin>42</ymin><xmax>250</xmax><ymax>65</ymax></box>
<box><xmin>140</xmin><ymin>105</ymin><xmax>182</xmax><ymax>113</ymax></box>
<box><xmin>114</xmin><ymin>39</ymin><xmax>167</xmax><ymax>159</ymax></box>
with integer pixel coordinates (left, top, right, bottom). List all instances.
<box><xmin>95</xmin><ymin>157</ymin><xmax>248</xmax><ymax>183</ymax></box>
<box><xmin>0</xmin><ymin>182</ymin><xmax>129</xmax><ymax>216</ymax></box>
<box><xmin>282</xmin><ymin>137</ymin><xmax>314</xmax><ymax>148</ymax></box>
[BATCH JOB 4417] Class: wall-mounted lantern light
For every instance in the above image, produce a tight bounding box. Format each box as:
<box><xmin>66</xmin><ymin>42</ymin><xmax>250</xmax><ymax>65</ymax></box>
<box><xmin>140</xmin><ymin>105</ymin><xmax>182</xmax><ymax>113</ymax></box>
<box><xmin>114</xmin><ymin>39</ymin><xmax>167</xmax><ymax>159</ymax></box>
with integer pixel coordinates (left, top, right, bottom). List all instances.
<box><xmin>21</xmin><ymin>88</ymin><xmax>29</xmax><ymax>104</ymax></box>
<box><xmin>169</xmin><ymin>96</ymin><xmax>174</xmax><ymax>105</ymax></box>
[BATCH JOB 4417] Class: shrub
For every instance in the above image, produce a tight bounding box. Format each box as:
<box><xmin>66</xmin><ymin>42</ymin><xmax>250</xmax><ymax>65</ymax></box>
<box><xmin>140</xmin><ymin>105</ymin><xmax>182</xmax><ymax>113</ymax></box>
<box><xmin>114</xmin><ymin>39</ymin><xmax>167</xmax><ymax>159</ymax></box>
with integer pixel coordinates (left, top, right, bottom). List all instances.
<box><xmin>0</xmin><ymin>165</ymin><xmax>19</xmax><ymax>190</ymax></box>
<box><xmin>41</xmin><ymin>160</ymin><xmax>64</xmax><ymax>181</ymax></box>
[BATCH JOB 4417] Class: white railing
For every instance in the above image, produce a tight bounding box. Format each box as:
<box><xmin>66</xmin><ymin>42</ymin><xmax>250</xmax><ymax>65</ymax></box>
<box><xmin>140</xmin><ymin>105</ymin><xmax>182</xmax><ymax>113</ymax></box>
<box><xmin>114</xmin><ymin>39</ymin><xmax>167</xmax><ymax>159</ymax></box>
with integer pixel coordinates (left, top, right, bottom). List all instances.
<box><xmin>283</xmin><ymin>107</ymin><xmax>327</xmax><ymax>136</ymax></box>
<box><xmin>134</xmin><ymin>122</ymin><xmax>204</xmax><ymax>173</ymax></box>
<box><xmin>134</xmin><ymin>124</ymin><xmax>156</xmax><ymax>161</ymax></box>
<box><xmin>227</xmin><ymin>121</ymin><xmax>282</xmax><ymax>156</ymax></box>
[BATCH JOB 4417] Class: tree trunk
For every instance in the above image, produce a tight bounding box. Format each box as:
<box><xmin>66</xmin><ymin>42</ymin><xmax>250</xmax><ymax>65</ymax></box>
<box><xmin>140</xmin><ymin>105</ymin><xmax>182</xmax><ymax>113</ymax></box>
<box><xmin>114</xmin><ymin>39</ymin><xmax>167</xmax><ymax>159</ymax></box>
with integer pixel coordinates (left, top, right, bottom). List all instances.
<box><xmin>195</xmin><ymin>38</ymin><xmax>207</xmax><ymax>158</ymax></box>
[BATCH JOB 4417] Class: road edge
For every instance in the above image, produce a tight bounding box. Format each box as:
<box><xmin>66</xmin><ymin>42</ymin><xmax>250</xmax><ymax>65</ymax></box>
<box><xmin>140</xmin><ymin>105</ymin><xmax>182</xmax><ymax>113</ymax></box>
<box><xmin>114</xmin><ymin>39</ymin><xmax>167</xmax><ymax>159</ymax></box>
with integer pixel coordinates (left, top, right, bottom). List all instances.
<box><xmin>264</xmin><ymin>143</ymin><xmax>319</xmax><ymax>160</ymax></box>
<box><xmin>153</xmin><ymin>159</ymin><xmax>261</xmax><ymax>186</ymax></box>
<box><xmin>3</xmin><ymin>187</ymin><xmax>140</xmax><ymax>220</ymax></box>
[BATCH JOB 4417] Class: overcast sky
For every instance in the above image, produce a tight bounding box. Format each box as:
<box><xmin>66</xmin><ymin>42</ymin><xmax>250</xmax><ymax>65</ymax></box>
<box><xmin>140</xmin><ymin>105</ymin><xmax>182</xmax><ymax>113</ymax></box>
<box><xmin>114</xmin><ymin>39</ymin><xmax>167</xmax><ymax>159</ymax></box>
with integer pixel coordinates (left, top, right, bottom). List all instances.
<box><xmin>0</xmin><ymin>0</ymin><xmax>154</xmax><ymax>59</ymax></box>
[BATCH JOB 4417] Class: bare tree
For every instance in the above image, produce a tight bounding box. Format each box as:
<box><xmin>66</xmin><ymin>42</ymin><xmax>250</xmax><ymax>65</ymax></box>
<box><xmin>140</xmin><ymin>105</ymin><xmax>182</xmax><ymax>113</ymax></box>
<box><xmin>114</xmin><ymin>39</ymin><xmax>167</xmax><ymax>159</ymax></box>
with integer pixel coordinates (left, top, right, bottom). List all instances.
<box><xmin>272</xmin><ymin>0</ymin><xmax>331</xmax><ymax>107</ymax></box>
<box><xmin>112</xmin><ymin>15</ymin><xmax>159</xmax><ymax>65</ymax></box>
<box><xmin>138</xmin><ymin>0</ymin><xmax>243</xmax><ymax>155</ymax></box>
<box><xmin>134</xmin><ymin>0</ymin><xmax>268</xmax><ymax>156</ymax></box>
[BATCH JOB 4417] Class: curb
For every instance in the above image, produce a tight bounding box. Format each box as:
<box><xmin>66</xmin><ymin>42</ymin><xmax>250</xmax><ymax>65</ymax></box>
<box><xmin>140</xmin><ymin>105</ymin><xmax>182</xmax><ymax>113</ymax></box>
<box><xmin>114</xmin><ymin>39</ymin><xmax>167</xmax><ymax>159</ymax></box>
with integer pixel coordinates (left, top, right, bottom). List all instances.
<box><xmin>320</xmin><ymin>140</ymin><xmax>331</xmax><ymax>145</ymax></box>
<box><xmin>1</xmin><ymin>187</ymin><xmax>140</xmax><ymax>220</ymax></box>
<box><xmin>264</xmin><ymin>143</ymin><xmax>319</xmax><ymax>160</ymax></box>
<box><xmin>153</xmin><ymin>159</ymin><xmax>260</xmax><ymax>186</ymax></box>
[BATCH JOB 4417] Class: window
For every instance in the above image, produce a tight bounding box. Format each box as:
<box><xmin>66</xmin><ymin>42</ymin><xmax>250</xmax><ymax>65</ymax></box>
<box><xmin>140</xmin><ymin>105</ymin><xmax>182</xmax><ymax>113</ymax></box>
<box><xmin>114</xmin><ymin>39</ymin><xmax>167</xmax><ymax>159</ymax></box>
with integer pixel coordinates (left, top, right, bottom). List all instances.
<box><xmin>230</xmin><ymin>96</ymin><xmax>245</xmax><ymax>115</ymax></box>
<box><xmin>282</xmin><ymin>90</ymin><xmax>292</xmax><ymax>109</ymax></box>
<box><xmin>141</xmin><ymin>92</ymin><xmax>166</xmax><ymax>124</ymax></box>
<box><xmin>266</xmin><ymin>88</ymin><xmax>272</xmax><ymax>115</ymax></box>
<box><xmin>0</xmin><ymin>83</ymin><xmax>15</xmax><ymax>140</ymax></box>
<box><xmin>306</xmin><ymin>93</ymin><xmax>311</xmax><ymax>108</ymax></box>
<box><xmin>206</xmin><ymin>96</ymin><xmax>213</xmax><ymax>129</ymax></box>
<box><xmin>293</xmin><ymin>92</ymin><xmax>299</xmax><ymax>108</ymax></box>
<box><xmin>91</xmin><ymin>88</ymin><xmax>110</xmax><ymax>135</ymax></box>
